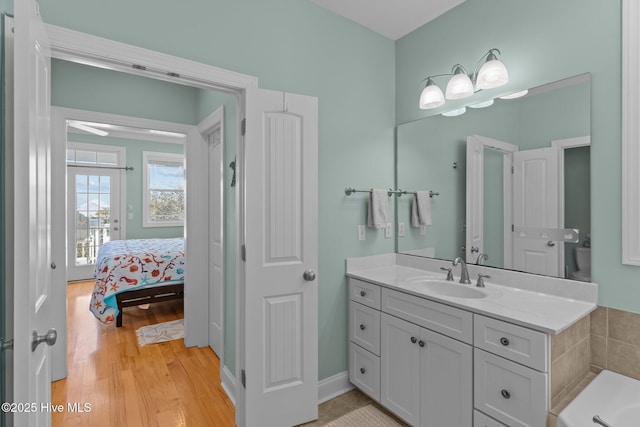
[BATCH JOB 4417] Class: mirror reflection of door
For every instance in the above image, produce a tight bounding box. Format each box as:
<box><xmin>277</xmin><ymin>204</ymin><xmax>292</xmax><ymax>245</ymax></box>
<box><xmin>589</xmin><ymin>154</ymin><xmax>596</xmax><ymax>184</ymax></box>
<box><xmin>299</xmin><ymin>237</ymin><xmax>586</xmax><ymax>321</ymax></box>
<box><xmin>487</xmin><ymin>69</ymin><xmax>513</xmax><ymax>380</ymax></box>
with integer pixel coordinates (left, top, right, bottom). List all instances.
<box><xmin>66</xmin><ymin>143</ymin><xmax>124</xmax><ymax>281</ymax></box>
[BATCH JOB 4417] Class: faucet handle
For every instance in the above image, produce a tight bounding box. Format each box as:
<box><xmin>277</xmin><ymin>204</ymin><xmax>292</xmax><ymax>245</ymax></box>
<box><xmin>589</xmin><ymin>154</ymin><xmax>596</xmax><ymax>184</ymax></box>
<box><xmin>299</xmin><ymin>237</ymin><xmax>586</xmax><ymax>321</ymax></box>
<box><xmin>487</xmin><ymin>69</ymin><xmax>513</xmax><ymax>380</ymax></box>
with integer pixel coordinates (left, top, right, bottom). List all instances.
<box><xmin>440</xmin><ymin>267</ymin><xmax>454</xmax><ymax>281</ymax></box>
<box><xmin>476</xmin><ymin>274</ymin><xmax>491</xmax><ymax>288</ymax></box>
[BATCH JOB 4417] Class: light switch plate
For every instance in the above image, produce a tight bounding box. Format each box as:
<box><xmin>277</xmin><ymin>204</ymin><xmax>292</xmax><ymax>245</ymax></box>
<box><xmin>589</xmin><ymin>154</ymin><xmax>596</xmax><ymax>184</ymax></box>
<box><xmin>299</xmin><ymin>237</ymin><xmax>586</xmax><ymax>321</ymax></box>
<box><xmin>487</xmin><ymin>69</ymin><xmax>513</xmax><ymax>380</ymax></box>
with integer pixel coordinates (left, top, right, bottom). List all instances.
<box><xmin>358</xmin><ymin>225</ymin><xmax>366</xmax><ymax>241</ymax></box>
<box><xmin>398</xmin><ymin>222</ymin><xmax>405</xmax><ymax>237</ymax></box>
<box><xmin>385</xmin><ymin>223</ymin><xmax>392</xmax><ymax>239</ymax></box>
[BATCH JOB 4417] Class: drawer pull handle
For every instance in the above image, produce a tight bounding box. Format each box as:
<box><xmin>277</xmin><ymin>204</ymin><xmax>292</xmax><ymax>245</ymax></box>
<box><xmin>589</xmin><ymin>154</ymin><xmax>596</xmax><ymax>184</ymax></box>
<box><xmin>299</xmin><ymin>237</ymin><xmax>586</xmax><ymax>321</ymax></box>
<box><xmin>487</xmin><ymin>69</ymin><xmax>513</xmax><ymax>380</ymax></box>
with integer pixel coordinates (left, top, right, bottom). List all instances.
<box><xmin>500</xmin><ymin>337</ymin><xmax>510</xmax><ymax>346</ymax></box>
<box><xmin>418</xmin><ymin>340</ymin><xmax>425</xmax><ymax>347</ymax></box>
<box><xmin>501</xmin><ymin>389</ymin><xmax>511</xmax><ymax>399</ymax></box>
<box><xmin>359</xmin><ymin>324</ymin><xmax>366</xmax><ymax>330</ymax></box>
<box><xmin>411</xmin><ymin>337</ymin><xmax>417</xmax><ymax>344</ymax></box>
<box><xmin>360</xmin><ymin>368</ymin><xmax>366</xmax><ymax>374</ymax></box>
<box><xmin>360</xmin><ymin>290</ymin><xmax>366</xmax><ymax>297</ymax></box>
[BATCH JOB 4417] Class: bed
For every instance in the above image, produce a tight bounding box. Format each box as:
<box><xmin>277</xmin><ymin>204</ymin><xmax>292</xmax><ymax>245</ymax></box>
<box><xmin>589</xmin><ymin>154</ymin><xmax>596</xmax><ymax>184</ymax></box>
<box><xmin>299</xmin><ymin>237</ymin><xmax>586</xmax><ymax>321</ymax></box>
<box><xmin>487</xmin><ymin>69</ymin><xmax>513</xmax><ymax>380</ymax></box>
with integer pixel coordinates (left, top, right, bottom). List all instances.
<box><xmin>89</xmin><ymin>238</ymin><xmax>185</xmax><ymax>327</ymax></box>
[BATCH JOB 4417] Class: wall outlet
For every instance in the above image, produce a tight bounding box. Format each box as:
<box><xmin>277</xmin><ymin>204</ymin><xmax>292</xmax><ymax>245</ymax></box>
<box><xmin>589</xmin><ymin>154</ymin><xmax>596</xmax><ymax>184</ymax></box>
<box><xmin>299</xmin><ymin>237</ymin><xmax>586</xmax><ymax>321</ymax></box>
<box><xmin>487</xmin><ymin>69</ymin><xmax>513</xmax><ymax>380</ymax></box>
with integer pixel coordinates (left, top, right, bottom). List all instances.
<box><xmin>358</xmin><ymin>224</ymin><xmax>366</xmax><ymax>241</ymax></box>
<box><xmin>398</xmin><ymin>222</ymin><xmax>405</xmax><ymax>237</ymax></box>
<box><xmin>385</xmin><ymin>223</ymin><xmax>392</xmax><ymax>239</ymax></box>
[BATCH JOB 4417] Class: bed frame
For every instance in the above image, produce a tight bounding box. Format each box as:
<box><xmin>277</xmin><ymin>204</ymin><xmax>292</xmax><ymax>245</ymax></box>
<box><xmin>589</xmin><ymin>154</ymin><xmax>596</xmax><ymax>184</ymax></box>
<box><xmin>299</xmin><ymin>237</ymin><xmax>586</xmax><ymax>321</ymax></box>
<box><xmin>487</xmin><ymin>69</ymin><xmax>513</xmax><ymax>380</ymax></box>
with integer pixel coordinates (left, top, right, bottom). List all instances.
<box><xmin>115</xmin><ymin>283</ymin><xmax>184</xmax><ymax>327</ymax></box>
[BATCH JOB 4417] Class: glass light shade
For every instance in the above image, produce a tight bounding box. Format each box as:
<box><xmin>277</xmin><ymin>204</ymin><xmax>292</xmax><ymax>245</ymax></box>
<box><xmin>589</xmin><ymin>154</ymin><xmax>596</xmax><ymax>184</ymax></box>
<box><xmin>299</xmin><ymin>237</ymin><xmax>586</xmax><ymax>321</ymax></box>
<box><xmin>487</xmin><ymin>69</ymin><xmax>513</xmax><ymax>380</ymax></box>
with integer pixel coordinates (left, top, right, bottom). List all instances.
<box><xmin>445</xmin><ymin>73</ymin><xmax>474</xmax><ymax>100</ymax></box>
<box><xmin>499</xmin><ymin>89</ymin><xmax>528</xmax><ymax>100</ymax></box>
<box><xmin>469</xmin><ymin>99</ymin><xmax>494</xmax><ymax>109</ymax></box>
<box><xmin>419</xmin><ymin>82</ymin><xmax>445</xmax><ymax>109</ymax></box>
<box><xmin>441</xmin><ymin>107</ymin><xmax>466</xmax><ymax>117</ymax></box>
<box><xmin>476</xmin><ymin>59</ymin><xmax>509</xmax><ymax>89</ymax></box>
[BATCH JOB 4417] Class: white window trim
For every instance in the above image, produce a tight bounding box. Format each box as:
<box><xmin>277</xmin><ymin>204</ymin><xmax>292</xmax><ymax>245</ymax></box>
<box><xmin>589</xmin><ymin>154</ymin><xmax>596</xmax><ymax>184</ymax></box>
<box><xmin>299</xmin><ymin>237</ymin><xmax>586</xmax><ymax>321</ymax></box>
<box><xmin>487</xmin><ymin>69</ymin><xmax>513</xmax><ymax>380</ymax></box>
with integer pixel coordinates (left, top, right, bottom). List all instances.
<box><xmin>623</xmin><ymin>0</ymin><xmax>640</xmax><ymax>265</ymax></box>
<box><xmin>142</xmin><ymin>151</ymin><xmax>185</xmax><ymax>228</ymax></box>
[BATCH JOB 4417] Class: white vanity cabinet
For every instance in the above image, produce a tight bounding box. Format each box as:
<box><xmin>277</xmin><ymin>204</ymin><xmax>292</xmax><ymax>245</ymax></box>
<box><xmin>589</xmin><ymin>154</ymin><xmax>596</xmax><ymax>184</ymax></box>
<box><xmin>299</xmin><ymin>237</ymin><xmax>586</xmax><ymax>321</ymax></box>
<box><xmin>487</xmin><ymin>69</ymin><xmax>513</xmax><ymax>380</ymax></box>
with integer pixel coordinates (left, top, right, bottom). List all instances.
<box><xmin>349</xmin><ymin>279</ymin><xmax>473</xmax><ymax>427</ymax></box>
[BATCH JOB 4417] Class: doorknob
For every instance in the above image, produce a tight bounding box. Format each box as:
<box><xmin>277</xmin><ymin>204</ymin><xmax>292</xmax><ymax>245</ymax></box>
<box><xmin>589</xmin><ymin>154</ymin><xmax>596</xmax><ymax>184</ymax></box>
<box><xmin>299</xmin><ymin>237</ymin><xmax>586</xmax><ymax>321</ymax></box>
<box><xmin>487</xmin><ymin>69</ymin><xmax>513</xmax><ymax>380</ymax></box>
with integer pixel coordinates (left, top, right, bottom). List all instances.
<box><xmin>31</xmin><ymin>328</ymin><xmax>57</xmax><ymax>352</ymax></box>
<box><xmin>303</xmin><ymin>269</ymin><xmax>316</xmax><ymax>281</ymax></box>
<box><xmin>547</xmin><ymin>241</ymin><xmax>556</xmax><ymax>247</ymax></box>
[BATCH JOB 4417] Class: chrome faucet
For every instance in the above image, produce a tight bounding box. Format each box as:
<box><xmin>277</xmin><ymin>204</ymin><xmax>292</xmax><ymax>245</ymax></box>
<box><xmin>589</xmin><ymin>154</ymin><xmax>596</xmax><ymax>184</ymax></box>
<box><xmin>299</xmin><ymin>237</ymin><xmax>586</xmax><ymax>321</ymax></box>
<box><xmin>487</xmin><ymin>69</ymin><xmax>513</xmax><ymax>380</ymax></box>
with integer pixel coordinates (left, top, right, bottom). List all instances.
<box><xmin>476</xmin><ymin>252</ymin><xmax>489</xmax><ymax>265</ymax></box>
<box><xmin>452</xmin><ymin>257</ymin><xmax>471</xmax><ymax>284</ymax></box>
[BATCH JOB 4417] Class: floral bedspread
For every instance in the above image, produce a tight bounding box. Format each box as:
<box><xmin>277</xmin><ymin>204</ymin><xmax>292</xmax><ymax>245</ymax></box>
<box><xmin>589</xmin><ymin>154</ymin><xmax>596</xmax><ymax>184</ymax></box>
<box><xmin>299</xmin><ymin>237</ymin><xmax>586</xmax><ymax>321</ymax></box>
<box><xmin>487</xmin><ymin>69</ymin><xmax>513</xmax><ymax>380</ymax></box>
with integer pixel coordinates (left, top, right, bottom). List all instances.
<box><xmin>90</xmin><ymin>238</ymin><xmax>185</xmax><ymax>323</ymax></box>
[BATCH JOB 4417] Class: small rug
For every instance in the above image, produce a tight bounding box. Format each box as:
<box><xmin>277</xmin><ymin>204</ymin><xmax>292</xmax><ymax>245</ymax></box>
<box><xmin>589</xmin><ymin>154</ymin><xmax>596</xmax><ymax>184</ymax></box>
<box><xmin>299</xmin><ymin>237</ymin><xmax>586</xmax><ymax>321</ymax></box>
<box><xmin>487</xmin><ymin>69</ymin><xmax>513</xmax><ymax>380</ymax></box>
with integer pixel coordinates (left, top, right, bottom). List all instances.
<box><xmin>325</xmin><ymin>404</ymin><xmax>404</xmax><ymax>427</ymax></box>
<box><xmin>136</xmin><ymin>319</ymin><xmax>184</xmax><ymax>346</ymax></box>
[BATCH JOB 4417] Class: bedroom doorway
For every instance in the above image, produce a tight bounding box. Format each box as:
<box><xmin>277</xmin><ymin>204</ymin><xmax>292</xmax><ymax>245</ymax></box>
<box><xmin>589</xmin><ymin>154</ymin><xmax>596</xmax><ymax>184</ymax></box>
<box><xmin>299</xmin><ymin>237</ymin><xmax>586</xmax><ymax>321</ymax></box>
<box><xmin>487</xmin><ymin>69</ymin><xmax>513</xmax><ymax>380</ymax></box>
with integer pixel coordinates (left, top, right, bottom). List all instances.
<box><xmin>65</xmin><ymin>143</ymin><xmax>126</xmax><ymax>281</ymax></box>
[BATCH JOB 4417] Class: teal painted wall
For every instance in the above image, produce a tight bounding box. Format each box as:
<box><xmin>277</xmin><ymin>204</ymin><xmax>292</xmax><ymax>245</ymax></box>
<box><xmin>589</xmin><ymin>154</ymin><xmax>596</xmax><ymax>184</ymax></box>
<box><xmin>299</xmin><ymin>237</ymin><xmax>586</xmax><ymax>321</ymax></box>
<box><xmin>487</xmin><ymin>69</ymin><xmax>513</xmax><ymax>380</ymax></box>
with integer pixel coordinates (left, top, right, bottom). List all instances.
<box><xmin>396</xmin><ymin>0</ymin><xmax>632</xmax><ymax>311</ymax></box>
<box><xmin>51</xmin><ymin>59</ymin><xmax>199</xmax><ymax>125</ymax></box>
<box><xmin>40</xmin><ymin>0</ymin><xmax>396</xmax><ymax>382</ymax></box>
<box><xmin>66</xmin><ymin>134</ymin><xmax>184</xmax><ymax>239</ymax></box>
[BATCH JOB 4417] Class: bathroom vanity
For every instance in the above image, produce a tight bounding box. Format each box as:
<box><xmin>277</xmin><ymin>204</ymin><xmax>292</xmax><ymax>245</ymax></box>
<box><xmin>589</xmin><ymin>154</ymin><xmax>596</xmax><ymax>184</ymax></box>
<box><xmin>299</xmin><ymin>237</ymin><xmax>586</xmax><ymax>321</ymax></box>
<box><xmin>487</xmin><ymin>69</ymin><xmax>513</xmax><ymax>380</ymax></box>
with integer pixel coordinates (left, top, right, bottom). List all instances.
<box><xmin>346</xmin><ymin>254</ymin><xmax>597</xmax><ymax>427</ymax></box>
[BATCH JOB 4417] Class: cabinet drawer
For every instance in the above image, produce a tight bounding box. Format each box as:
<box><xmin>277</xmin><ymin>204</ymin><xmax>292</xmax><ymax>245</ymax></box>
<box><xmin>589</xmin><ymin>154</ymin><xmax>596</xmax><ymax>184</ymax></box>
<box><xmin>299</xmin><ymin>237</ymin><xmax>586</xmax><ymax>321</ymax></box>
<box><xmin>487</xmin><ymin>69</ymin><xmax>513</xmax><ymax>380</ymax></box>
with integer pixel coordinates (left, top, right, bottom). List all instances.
<box><xmin>474</xmin><ymin>315</ymin><xmax>548</xmax><ymax>372</ymax></box>
<box><xmin>474</xmin><ymin>410</ymin><xmax>508</xmax><ymax>427</ymax></box>
<box><xmin>349</xmin><ymin>343</ymin><xmax>380</xmax><ymax>402</ymax></box>
<box><xmin>350</xmin><ymin>301</ymin><xmax>381</xmax><ymax>355</ymax></box>
<box><xmin>350</xmin><ymin>279</ymin><xmax>381</xmax><ymax>310</ymax></box>
<box><xmin>474</xmin><ymin>349</ymin><xmax>548</xmax><ymax>427</ymax></box>
<box><xmin>381</xmin><ymin>287</ymin><xmax>473</xmax><ymax>344</ymax></box>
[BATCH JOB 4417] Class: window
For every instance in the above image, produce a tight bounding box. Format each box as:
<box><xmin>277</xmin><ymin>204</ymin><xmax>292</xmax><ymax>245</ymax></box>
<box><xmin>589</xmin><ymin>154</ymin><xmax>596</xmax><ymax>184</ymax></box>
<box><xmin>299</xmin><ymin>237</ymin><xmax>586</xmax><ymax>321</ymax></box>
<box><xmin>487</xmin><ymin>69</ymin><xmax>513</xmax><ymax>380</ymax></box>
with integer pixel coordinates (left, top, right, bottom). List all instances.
<box><xmin>143</xmin><ymin>151</ymin><xmax>185</xmax><ymax>227</ymax></box>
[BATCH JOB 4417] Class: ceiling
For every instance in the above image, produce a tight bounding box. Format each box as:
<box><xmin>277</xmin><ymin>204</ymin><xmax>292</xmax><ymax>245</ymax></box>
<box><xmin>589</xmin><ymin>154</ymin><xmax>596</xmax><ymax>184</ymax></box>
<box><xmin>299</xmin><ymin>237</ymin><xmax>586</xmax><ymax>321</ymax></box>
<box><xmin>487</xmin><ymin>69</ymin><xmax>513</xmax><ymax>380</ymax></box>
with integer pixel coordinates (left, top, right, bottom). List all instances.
<box><xmin>311</xmin><ymin>0</ymin><xmax>466</xmax><ymax>40</ymax></box>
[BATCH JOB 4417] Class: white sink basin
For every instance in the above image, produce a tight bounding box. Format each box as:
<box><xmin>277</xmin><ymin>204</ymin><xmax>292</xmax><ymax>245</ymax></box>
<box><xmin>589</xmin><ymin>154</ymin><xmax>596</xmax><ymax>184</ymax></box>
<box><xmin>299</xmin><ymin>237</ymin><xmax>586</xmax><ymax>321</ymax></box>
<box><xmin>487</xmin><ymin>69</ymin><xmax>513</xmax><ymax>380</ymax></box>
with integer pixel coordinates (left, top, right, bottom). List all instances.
<box><xmin>410</xmin><ymin>279</ymin><xmax>488</xmax><ymax>299</ymax></box>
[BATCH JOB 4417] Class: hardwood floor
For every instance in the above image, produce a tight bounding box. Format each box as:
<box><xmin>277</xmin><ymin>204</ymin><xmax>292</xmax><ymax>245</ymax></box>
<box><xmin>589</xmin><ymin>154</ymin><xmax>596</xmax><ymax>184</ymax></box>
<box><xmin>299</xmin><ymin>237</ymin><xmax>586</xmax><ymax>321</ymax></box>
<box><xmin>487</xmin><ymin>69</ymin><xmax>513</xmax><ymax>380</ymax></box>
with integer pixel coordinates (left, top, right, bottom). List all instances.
<box><xmin>52</xmin><ymin>281</ymin><xmax>235</xmax><ymax>427</ymax></box>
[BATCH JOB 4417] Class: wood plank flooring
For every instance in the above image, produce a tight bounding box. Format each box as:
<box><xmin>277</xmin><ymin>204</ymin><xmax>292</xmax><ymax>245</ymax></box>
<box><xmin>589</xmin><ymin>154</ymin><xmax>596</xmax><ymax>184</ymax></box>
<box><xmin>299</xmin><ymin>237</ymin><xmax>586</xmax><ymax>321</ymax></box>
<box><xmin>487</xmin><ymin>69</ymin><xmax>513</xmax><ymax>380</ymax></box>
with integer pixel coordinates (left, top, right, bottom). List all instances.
<box><xmin>51</xmin><ymin>281</ymin><xmax>235</xmax><ymax>427</ymax></box>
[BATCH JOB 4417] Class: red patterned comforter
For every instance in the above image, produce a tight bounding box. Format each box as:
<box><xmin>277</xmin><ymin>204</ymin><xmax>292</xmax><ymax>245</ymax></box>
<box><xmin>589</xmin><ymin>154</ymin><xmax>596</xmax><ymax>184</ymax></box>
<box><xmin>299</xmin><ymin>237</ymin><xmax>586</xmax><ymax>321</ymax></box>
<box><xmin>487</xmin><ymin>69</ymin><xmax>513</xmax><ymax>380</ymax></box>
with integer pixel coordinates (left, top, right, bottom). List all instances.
<box><xmin>89</xmin><ymin>238</ymin><xmax>185</xmax><ymax>323</ymax></box>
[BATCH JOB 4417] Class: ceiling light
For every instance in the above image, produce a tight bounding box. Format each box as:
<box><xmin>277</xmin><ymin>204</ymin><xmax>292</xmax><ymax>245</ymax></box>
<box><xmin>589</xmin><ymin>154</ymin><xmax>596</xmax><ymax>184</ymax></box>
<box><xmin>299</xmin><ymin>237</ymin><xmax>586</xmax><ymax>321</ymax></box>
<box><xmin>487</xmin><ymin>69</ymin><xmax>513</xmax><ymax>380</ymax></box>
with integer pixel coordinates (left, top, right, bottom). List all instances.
<box><xmin>67</xmin><ymin>121</ymin><xmax>109</xmax><ymax>136</ymax></box>
<box><xmin>499</xmin><ymin>89</ymin><xmax>529</xmax><ymax>100</ymax></box>
<box><xmin>418</xmin><ymin>48</ymin><xmax>509</xmax><ymax>110</ymax></box>
<box><xmin>469</xmin><ymin>99</ymin><xmax>495</xmax><ymax>108</ymax></box>
<box><xmin>442</xmin><ymin>107</ymin><xmax>466</xmax><ymax>117</ymax></box>
<box><xmin>419</xmin><ymin>78</ymin><xmax>445</xmax><ymax>109</ymax></box>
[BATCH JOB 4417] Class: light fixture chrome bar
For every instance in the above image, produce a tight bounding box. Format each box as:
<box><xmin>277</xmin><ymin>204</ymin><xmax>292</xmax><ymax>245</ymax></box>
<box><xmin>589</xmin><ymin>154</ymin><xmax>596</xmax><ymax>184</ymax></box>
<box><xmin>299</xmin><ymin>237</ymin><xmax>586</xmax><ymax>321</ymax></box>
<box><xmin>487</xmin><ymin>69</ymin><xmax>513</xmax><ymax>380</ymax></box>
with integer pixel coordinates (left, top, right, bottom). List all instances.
<box><xmin>513</xmin><ymin>226</ymin><xmax>579</xmax><ymax>243</ymax></box>
<box><xmin>67</xmin><ymin>164</ymin><xmax>133</xmax><ymax>171</ymax></box>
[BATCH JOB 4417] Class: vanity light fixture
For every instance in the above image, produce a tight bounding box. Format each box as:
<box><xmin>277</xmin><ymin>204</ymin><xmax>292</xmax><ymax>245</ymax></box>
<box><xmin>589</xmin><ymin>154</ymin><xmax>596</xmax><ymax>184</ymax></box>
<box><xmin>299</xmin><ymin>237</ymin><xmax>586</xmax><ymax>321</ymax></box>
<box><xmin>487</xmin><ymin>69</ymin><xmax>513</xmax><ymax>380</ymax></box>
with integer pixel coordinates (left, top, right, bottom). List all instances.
<box><xmin>469</xmin><ymin>99</ymin><xmax>495</xmax><ymax>109</ymax></box>
<box><xmin>418</xmin><ymin>48</ymin><xmax>509</xmax><ymax>110</ymax></box>
<box><xmin>441</xmin><ymin>107</ymin><xmax>466</xmax><ymax>117</ymax></box>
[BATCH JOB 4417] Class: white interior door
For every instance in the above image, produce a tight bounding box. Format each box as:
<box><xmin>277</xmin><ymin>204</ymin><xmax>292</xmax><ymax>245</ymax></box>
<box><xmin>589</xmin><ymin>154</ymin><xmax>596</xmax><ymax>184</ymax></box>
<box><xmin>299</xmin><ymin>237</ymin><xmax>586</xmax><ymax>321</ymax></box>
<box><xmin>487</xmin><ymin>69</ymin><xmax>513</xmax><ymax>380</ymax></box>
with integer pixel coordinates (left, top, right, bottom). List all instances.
<box><xmin>241</xmin><ymin>88</ymin><xmax>318</xmax><ymax>426</ymax></box>
<box><xmin>67</xmin><ymin>167</ymin><xmax>122</xmax><ymax>281</ymax></box>
<box><xmin>466</xmin><ymin>135</ymin><xmax>517</xmax><ymax>265</ymax></box>
<box><xmin>12</xmin><ymin>2</ymin><xmax>55</xmax><ymax>426</ymax></box>
<box><xmin>513</xmin><ymin>147</ymin><xmax>560</xmax><ymax>276</ymax></box>
<box><xmin>197</xmin><ymin>107</ymin><xmax>225</xmax><ymax>357</ymax></box>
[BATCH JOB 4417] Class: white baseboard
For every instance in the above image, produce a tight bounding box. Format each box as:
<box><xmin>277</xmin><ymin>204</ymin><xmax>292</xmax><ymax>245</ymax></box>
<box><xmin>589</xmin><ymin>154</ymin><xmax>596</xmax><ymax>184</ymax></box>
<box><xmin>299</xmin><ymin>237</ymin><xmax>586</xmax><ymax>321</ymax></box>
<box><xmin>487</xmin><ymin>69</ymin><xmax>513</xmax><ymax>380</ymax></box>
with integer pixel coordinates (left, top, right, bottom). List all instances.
<box><xmin>318</xmin><ymin>371</ymin><xmax>354</xmax><ymax>404</ymax></box>
<box><xmin>221</xmin><ymin>365</ymin><xmax>236</xmax><ymax>406</ymax></box>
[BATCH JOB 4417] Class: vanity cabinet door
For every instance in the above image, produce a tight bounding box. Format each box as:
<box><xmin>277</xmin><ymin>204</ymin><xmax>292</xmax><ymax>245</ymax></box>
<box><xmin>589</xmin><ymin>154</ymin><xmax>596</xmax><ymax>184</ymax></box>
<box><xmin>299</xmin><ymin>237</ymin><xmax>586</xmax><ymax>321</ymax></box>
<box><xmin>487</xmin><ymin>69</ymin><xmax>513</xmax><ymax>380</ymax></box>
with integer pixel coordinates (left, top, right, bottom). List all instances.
<box><xmin>420</xmin><ymin>328</ymin><xmax>473</xmax><ymax>427</ymax></box>
<box><xmin>380</xmin><ymin>313</ymin><xmax>420</xmax><ymax>426</ymax></box>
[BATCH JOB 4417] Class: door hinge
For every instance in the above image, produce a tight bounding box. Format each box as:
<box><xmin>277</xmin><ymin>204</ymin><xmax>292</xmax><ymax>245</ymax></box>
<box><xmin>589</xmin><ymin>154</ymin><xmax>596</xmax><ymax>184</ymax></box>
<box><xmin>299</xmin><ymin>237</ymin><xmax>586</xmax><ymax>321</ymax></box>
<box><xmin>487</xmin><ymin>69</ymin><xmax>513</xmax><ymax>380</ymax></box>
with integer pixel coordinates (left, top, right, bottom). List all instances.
<box><xmin>241</xmin><ymin>118</ymin><xmax>246</xmax><ymax>136</ymax></box>
<box><xmin>1</xmin><ymin>337</ymin><xmax>13</xmax><ymax>351</ymax></box>
<box><xmin>241</xmin><ymin>244</ymin><xmax>246</xmax><ymax>262</ymax></box>
<box><xmin>512</xmin><ymin>224</ymin><xmax>515</xmax><ymax>232</ymax></box>
<box><xmin>241</xmin><ymin>369</ymin><xmax>246</xmax><ymax>388</ymax></box>
<box><xmin>511</xmin><ymin>166</ymin><xmax>514</xmax><ymax>174</ymax></box>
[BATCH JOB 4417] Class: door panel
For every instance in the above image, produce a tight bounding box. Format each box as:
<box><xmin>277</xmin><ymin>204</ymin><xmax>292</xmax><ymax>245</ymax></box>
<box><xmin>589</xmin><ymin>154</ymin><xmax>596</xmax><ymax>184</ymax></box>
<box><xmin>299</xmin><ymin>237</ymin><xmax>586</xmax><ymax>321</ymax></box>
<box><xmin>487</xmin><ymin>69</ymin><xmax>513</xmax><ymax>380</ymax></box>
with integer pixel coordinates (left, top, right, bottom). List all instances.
<box><xmin>513</xmin><ymin>148</ymin><xmax>560</xmax><ymax>276</ymax></box>
<box><xmin>13</xmin><ymin>2</ymin><xmax>54</xmax><ymax>426</ymax></box>
<box><xmin>242</xmin><ymin>88</ymin><xmax>318</xmax><ymax>426</ymax></box>
<box><xmin>67</xmin><ymin>167</ymin><xmax>121</xmax><ymax>281</ymax></box>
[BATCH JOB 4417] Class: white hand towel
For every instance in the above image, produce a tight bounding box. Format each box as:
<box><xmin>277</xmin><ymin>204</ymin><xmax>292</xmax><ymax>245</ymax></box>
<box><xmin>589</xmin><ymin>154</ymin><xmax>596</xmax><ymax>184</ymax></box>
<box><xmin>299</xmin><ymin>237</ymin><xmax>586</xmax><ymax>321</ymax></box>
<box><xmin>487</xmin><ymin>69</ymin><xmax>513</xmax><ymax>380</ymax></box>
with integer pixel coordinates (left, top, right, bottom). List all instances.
<box><xmin>411</xmin><ymin>191</ymin><xmax>432</xmax><ymax>227</ymax></box>
<box><xmin>367</xmin><ymin>189</ymin><xmax>388</xmax><ymax>229</ymax></box>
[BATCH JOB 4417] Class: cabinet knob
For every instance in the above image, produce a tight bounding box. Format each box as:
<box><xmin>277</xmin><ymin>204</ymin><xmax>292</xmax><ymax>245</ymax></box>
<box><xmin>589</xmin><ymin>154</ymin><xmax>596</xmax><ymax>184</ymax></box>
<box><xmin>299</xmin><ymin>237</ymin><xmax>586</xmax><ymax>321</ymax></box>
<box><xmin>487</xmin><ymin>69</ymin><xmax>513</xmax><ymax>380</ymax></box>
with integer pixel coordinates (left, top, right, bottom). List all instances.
<box><xmin>501</xmin><ymin>389</ymin><xmax>511</xmax><ymax>399</ymax></box>
<box><xmin>360</xmin><ymin>367</ymin><xmax>366</xmax><ymax>374</ymax></box>
<box><xmin>410</xmin><ymin>336</ymin><xmax>417</xmax><ymax>344</ymax></box>
<box><xmin>360</xmin><ymin>290</ymin><xmax>366</xmax><ymax>297</ymax></box>
<box><xmin>500</xmin><ymin>337</ymin><xmax>510</xmax><ymax>346</ymax></box>
<box><xmin>359</xmin><ymin>324</ymin><xmax>366</xmax><ymax>331</ymax></box>
<box><xmin>418</xmin><ymin>340</ymin><xmax>425</xmax><ymax>347</ymax></box>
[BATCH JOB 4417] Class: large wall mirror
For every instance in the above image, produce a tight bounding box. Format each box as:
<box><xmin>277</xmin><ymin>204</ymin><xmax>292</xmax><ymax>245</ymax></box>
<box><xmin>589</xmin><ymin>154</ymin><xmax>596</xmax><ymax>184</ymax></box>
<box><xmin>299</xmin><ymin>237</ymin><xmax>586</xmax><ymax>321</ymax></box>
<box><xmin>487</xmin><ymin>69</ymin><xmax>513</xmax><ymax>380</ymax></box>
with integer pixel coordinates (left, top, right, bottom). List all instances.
<box><xmin>396</xmin><ymin>73</ymin><xmax>591</xmax><ymax>281</ymax></box>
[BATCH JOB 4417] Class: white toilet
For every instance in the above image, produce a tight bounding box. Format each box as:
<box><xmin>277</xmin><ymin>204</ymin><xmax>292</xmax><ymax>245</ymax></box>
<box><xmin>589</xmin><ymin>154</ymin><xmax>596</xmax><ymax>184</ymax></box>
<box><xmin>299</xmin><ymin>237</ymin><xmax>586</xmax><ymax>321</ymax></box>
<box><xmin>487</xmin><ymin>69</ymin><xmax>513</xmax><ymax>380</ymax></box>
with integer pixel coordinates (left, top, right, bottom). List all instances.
<box><xmin>570</xmin><ymin>247</ymin><xmax>591</xmax><ymax>282</ymax></box>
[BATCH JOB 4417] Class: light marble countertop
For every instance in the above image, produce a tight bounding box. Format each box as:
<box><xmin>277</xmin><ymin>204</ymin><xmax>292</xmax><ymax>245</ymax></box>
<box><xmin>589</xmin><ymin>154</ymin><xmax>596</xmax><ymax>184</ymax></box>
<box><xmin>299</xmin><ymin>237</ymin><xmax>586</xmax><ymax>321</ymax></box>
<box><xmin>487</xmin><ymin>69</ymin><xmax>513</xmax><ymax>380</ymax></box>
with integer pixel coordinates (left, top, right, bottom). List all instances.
<box><xmin>346</xmin><ymin>255</ymin><xmax>597</xmax><ymax>335</ymax></box>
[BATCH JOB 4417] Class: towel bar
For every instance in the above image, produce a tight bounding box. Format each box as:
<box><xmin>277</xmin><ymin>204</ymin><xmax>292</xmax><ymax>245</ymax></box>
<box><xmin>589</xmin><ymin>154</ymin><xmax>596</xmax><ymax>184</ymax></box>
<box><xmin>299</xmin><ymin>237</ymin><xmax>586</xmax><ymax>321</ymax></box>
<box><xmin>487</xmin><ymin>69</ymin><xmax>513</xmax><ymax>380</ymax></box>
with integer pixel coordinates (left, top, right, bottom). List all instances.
<box><xmin>344</xmin><ymin>187</ymin><xmax>439</xmax><ymax>198</ymax></box>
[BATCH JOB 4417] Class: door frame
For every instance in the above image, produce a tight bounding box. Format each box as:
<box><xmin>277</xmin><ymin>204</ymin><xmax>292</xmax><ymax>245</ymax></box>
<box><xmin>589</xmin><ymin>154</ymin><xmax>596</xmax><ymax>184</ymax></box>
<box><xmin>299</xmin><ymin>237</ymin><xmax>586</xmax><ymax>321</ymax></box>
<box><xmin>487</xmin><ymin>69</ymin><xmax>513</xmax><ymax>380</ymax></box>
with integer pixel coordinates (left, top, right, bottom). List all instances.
<box><xmin>65</xmin><ymin>142</ymin><xmax>127</xmax><ymax>281</ymax></box>
<box><xmin>551</xmin><ymin>136</ymin><xmax>591</xmax><ymax>276</ymax></box>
